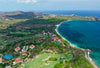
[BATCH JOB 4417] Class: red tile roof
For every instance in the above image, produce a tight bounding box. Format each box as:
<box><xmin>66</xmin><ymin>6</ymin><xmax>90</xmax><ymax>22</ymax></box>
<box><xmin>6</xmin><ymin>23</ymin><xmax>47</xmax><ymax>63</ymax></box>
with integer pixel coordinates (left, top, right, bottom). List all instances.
<box><xmin>30</xmin><ymin>45</ymin><xmax>35</xmax><ymax>49</ymax></box>
<box><xmin>15</xmin><ymin>47</ymin><xmax>20</xmax><ymax>51</ymax></box>
<box><xmin>52</xmin><ymin>37</ymin><xmax>58</xmax><ymax>40</ymax></box>
<box><xmin>48</xmin><ymin>49</ymin><xmax>52</xmax><ymax>51</ymax></box>
<box><xmin>63</xmin><ymin>44</ymin><xmax>65</xmax><ymax>46</ymax></box>
<box><xmin>14</xmin><ymin>59</ymin><xmax>23</xmax><ymax>63</ymax></box>
<box><xmin>22</xmin><ymin>50</ymin><xmax>27</xmax><ymax>53</ymax></box>
<box><xmin>14</xmin><ymin>59</ymin><xmax>20</xmax><ymax>63</ymax></box>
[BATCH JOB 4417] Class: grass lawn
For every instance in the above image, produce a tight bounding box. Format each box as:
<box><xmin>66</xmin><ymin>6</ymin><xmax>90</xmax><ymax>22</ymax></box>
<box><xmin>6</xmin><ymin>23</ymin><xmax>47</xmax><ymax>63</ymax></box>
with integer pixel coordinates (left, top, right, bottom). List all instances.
<box><xmin>0</xmin><ymin>19</ymin><xmax>27</xmax><ymax>29</ymax></box>
<box><xmin>21</xmin><ymin>52</ymin><xmax>73</xmax><ymax>68</ymax></box>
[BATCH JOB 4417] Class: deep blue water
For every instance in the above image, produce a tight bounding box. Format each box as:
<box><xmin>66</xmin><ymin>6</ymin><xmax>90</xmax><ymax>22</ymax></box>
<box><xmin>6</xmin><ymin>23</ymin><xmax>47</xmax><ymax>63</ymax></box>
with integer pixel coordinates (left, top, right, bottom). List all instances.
<box><xmin>39</xmin><ymin>10</ymin><xmax>100</xmax><ymax>17</ymax></box>
<box><xmin>57</xmin><ymin>21</ymin><xmax>100</xmax><ymax>67</ymax></box>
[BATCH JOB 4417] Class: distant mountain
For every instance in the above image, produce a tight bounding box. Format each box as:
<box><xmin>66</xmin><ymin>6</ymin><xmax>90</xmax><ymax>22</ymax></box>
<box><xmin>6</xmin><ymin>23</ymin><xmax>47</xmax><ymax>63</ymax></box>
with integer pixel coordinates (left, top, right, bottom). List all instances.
<box><xmin>0</xmin><ymin>11</ymin><xmax>100</xmax><ymax>21</ymax></box>
<box><xmin>0</xmin><ymin>11</ymin><xmax>23</xmax><ymax>16</ymax></box>
<box><xmin>0</xmin><ymin>11</ymin><xmax>44</xmax><ymax>19</ymax></box>
<box><xmin>0</xmin><ymin>12</ymin><xmax>5</xmax><ymax>15</ymax></box>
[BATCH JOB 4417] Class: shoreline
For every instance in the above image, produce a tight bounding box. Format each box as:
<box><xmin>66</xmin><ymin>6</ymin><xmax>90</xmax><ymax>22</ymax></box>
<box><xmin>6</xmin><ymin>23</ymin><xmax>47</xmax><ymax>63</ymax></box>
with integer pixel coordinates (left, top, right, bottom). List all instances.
<box><xmin>55</xmin><ymin>21</ymin><xmax>98</xmax><ymax>68</ymax></box>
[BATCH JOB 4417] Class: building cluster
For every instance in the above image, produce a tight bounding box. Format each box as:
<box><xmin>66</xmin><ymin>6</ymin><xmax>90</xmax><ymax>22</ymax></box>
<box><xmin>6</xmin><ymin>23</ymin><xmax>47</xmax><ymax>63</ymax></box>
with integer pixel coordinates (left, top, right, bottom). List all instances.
<box><xmin>0</xmin><ymin>31</ymin><xmax>62</xmax><ymax>68</ymax></box>
<box><xmin>0</xmin><ymin>44</ymin><xmax>36</xmax><ymax>67</ymax></box>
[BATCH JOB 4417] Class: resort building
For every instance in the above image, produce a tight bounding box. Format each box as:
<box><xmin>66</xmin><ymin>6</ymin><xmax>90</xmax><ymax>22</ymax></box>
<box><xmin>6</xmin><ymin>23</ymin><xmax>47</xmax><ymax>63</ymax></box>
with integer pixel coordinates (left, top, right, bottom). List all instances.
<box><xmin>15</xmin><ymin>47</ymin><xmax>21</xmax><ymax>52</ymax></box>
<box><xmin>13</xmin><ymin>58</ymin><xmax>23</xmax><ymax>65</ymax></box>
<box><xmin>0</xmin><ymin>54</ymin><xmax>3</xmax><ymax>63</ymax></box>
<box><xmin>63</xmin><ymin>44</ymin><xmax>65</xmax><ymax>47</ymax></box>
<box><xmin>22</xmin><ymin>46</ymin><xmax>28</xmax><ymax>51</ymax></box>
<box><xmin>52</xmin><ymin>37</ymin><xmax>58</xmax><ymax>40</ymax></box>
<box><xmin>55</xmin><ymin>39</ymin><xmax>61</xmax><ymax>44</ymax></box>
<box><xmin>22</xmin><ymin>46</ymin><xmax>28</xmax><ymax>55</ymax></box>
<box><xmin>30</xmin><ymin>45</ymin><xmax>35</xmax><ymax>49</ymax></box>
<box><xmin>52</xmin><ymin>34</ymin><xmax>56</xmax><ymax>37</ymax></box>
<box><xmin>48</xmin><ymin>49</ymin><xmax>53</xmax><ymax>52</ymax></box>
<box><xmin>22</xmin><ymin>50</ymin><xmax>27</xmax><ymax>55</ymax></box>
<box><xmin>0</xmin><ymin>57</ymin><xmax>2</xmax><ymax>63</ymax></box>
<box><xmin>22</xmin><ymin>46</ymin><xmax>28</xmax><ymax>54</ymax></box>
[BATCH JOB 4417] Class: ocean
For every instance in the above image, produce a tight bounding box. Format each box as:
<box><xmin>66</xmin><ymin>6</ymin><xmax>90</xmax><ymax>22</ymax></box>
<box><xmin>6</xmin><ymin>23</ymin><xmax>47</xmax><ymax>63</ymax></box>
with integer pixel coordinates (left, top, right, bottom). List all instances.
<box><xmin>39</xmin><ymin>10</ymin><xmax>100</xmax><ymax>17</ymax></box>
<box><xmin>57</xmin><ymin>21</ymin><xmax>100</xmax><ymax>67</ymax></box>
<box><xmin>41</xmin><ymin>11</ymin><xmax>100</xmax><ymax>67</ymax></box>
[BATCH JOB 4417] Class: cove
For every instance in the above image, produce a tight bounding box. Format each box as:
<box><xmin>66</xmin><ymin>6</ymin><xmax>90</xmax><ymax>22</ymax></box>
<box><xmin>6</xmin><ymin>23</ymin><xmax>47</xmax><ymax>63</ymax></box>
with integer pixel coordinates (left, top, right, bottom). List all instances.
<box><xmin>57</xmin><ymin>20</ymin><xmax>100</xmax><ymax>67</ymax></box>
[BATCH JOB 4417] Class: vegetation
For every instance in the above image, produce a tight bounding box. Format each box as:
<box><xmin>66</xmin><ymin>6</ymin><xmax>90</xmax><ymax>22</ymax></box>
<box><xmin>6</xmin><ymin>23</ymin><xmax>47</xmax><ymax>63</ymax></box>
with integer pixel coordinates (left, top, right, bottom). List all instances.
<box><xmin>0</xmin><ymin>11</ymin><xmax>95</xmax><ymax>68</ymax></box>
<box><xmin>0</xmin><ymin>19</ymin><xmax>27</xmax><ymax>29</ymax></box>
<box><xmin>49</xmin><ymin>57</ymin><xmax>57</xmax><ymax>61</ymax></box>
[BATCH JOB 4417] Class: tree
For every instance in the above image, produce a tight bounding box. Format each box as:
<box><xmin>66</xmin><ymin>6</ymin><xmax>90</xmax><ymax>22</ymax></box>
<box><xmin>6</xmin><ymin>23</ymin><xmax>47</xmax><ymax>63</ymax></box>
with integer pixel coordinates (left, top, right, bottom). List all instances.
<box><xmin>54</xmin><ymin>63</ymin><xmax>60</xmax><ymax>68</ymax></box>
<box><xmin>65</xmin><ymin>65</ymin><xmax>70</xmax><ymax>68</ymax></box>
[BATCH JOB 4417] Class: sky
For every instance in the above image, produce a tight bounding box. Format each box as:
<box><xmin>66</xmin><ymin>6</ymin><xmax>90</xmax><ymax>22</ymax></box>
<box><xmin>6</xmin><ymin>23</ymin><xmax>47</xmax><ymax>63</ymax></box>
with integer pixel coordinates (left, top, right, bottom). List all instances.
<box><xmin>0</xmin><ymin>0</ymin><xmax>100</xmax><ymax>12</ymax></box>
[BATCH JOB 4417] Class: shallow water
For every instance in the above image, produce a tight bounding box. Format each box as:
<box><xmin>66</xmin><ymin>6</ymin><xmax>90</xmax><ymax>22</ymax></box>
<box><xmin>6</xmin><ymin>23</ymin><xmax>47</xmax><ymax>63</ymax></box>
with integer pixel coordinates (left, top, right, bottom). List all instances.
<box><xmin>57</xmin><ymin>21</ymin><xmax>100</xmax><ymax>67</ymax></box>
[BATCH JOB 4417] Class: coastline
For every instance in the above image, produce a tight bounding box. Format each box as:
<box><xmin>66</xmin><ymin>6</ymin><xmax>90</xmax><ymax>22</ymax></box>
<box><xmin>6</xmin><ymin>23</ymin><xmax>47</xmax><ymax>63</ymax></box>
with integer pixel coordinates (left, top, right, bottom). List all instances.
<box><xmin>55</xmin><ymin>21</ymin><xmax>98</xmax><ymax>68</ymax></box>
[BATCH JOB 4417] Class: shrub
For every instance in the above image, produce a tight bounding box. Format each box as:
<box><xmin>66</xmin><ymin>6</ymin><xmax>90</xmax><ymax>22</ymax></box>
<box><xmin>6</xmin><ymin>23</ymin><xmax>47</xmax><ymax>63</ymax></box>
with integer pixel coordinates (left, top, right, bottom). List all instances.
<box><xmin>65</xmin><ymin>53</ymin><xmax>68</xmax><ymax>57</ymax></box>
<box><xmin>54</xmin><ymin>63</ymin><xmax>60</xmax><ymax>68</ymax></box>
<box><xmin>65</xmin><ymin>65</ymin><xmax>70</xmax><ymax>68</ymax></box>
<box><xmin>60</xmin><ymin>60</ymin><xmax>63</xmax><ymax>64</ymax></box>
<box><xmin>49</xmin><ymin>57</ymin><xmax>57</xmax><ymax>61</ymax></box>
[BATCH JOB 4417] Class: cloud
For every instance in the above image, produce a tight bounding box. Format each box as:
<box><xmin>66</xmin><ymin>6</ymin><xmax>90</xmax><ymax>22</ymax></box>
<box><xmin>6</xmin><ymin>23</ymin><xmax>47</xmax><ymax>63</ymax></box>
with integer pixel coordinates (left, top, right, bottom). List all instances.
<box><xmin>17</xmin><ymin>0</ymin><xmax>37</xmax><ymax>3</ymax></box>
<box><xmin>0</xmin><ymin>0</ymin><xmax>37</xmax><ymax>3</ymax></box>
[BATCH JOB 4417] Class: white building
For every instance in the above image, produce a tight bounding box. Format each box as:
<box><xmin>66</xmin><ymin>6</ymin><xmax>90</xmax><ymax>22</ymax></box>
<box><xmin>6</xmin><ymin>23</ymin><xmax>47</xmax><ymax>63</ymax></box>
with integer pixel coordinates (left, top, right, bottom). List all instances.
<box><xmin>0</xmin><ymin>58</ymin><xmax>2</xmax><ymax>63</ymax></box>
<box><xmin>0</xmin><ymin>54</ymin><xmax>2</xmax><ymax>63</ymax></box>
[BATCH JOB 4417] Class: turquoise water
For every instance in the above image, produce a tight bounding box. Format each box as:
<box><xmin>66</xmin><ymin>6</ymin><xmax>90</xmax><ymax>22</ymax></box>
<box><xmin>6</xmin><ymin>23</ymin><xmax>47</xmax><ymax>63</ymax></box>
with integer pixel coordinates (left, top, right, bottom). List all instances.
<box><xmin>57</xmin><ymin>21</ymin><xmax>100</xmax><ymax>67</ymax></box>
